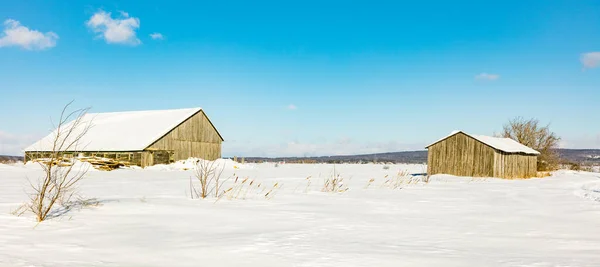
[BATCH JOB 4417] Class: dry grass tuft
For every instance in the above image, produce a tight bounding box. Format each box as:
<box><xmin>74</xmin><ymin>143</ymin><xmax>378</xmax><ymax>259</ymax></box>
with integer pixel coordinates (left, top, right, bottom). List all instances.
<box><xmin>10</xmin><ymin>203</ymin><xmax>28</xmax><ymax>217</ymax></box>
<box><xmin>322</xmin><ymin>166</ymin><xmax>348</xmax><ymax>193</ymax></box>
<box><xmin>379</xmin><ymin>170</ymin><xmax>431</xmax><ymax>189</ymax></box>
<box><xmin>214</xmin><ymin>175</ymin><xmax>282</xmax><ymax>202</ymax></box>
<box><xmin>364</xmin><ymin>178</ymin><xmax>376</xmax><ymax>189</ymax></box>
<box><xmin>536</xmin><ymin>171</ymin><xmax>552</xmax><ymax>178</ymax></box>
<box><xmin>469</xmin><ymin>177</ymin><xmax>489</xmax><ymax>182</ymax></box>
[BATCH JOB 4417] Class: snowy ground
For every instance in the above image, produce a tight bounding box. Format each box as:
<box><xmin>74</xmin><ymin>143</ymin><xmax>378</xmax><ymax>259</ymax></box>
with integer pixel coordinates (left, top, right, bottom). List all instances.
<box><xmin>1</xmin><ymin>161</ymin><xmax>600</xmax><ymax>267</ymax></box>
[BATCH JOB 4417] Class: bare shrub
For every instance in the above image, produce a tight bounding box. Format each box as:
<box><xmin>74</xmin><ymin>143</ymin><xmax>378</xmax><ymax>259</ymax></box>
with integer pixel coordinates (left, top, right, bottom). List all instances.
<box><xmin>26</xmin><ymin>102</ymin><xmax>92</xmax><ymax>222</ymax></box>
<box><xmin>322</xmin><ymin>166</ymin><xmax>348</xmax><ymax>193</ymax></box>
<box><xmin>501</xmin><ymin>117</ymin><xmax>561</xmax><ymax>171</ymax></box>
<box><xmin>190</xmin><ymin>159</ymin><xmax>226</xmax><ymax>199</ymax></box>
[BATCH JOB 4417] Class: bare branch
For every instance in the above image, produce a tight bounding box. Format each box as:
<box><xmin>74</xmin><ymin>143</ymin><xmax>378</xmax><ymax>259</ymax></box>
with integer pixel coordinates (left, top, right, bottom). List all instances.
<box><xmin>24</xmin><ymin>101</ymin><xmax>93</xmax><ymax>222</ymax></box>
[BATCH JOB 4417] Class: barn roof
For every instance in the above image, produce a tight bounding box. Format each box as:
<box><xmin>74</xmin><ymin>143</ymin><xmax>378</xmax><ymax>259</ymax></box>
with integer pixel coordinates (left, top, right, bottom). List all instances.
<box><xmin>24</xmin><ymin>107</ymin><xmax>223</xmax><ymax>152</ymax></box>
<box><xmin>426</xmin><ymin>130</ymin><xmax>540</xmax><ymax>155</ymax></box>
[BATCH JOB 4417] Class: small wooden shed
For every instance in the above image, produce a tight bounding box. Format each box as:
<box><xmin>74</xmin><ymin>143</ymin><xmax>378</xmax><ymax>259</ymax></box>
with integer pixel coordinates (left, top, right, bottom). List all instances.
<box><xmin>426</xmin><ymin>131</ymin><xmax>539</xmax><ymax>179</ymax></box>
<box><xmin>24</xmin><ymin>107</ymin><xmax>223</xmax><ymax>167</ymax></box>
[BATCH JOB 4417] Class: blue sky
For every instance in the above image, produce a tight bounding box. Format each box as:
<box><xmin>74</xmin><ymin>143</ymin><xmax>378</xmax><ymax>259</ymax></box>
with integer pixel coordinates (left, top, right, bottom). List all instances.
<box><xmin>0</xmin><ymin>0</ymin><xmax>599</xmax><ymax>156</ymax></box>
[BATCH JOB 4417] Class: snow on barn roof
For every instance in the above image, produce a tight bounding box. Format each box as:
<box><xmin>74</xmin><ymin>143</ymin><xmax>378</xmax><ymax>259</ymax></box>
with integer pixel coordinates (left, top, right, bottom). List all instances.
<box><xmin>426</xmin><ymin>130</ymin><xmax>540</xmax><ymax>155</ymax></box>
<box><xmin>24</xmin><ymin>107</ymin><xmax>208</xmax><ymax>152</ymax></box>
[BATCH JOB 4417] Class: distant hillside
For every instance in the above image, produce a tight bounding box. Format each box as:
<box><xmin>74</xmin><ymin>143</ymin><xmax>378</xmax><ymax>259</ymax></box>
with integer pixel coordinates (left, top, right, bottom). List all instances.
<box><xmin>241</xmin><ymin>149</ymin><xmax>600</xmax><ymax>165</ymax></box>
<box><xmin>0</xmin><ymin>155</ymin><xmax>24</xmax><ymax>163</ymax></box>
<box><xmin>555</xmin><ymin>149</ymin><xmax>600</xmax><ymax>164</ymax></box>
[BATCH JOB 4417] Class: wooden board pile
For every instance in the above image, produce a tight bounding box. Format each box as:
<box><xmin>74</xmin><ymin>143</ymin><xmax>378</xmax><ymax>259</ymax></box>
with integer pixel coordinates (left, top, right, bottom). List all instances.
<box><xmin>78</xmin><ymin>157</ymin><xmax>129</xmax><ymax>171</ymax></box>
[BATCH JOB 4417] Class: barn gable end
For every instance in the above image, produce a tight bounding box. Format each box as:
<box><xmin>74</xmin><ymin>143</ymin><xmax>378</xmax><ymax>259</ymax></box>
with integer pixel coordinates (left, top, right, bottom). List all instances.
<box><xmin>427</xmin><ymin>132</ymin><xmax>495</xmax><ymax>177</ymax></box>
<box><xmin>146</xmin><ymin>110</ymin><xmax>223</xmax><ymax>162</ymax></box>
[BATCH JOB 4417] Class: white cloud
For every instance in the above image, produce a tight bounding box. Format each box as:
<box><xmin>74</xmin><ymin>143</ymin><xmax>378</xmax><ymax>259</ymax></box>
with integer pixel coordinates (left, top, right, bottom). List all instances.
<box><xmin>560</xmin><ymin>134</ymin><xmax>600</xmax><ymax>149</ymax></box>
<box><xmin>0</xmin><ymin>130</ymin><xmax>41</xmax><ymax>156</ymax></box>
<box><xmin>287</xmin><ymin>104</ymin><xmax>297</xmax><ymax>110</ymax></box>
<box><xmin>86</xmin><ymin>10</ymin><xmax>141</xmax><ymax>45</ymax></box>
<box><xmin>475</xmin><ymin>73</ymin><xmax>500</xmax><ymax>81</ymax></box>
<box><xmin>149</xmin><ymin>32</ymin><xmax>164</xmax><ymax>40</ymax></box>
<box><xmin>581</xmin><ymin>52</ymin><xmax>600</xmax><ymax>69</ymax></box>
<box><xmin>0</xmin><ymin>19</ymin><xmax>58</xmax><ymax>50</ymax></box>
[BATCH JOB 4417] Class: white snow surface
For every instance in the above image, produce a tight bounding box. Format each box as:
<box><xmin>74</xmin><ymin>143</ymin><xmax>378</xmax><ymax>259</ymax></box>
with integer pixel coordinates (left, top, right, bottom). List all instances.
<box><xmin>24</xmin><ymin>107</ymin><xmax>202</xmax><ymax>152</ymax></box>
<box><xmin>428</xmin><ymin>130</ymin><xmax>540</xmax><ymax>155</ymax></box>
<box><xmin>1</xmin><ymin>161</ymin><xmax>600</xmax><ymax>266</ymax></box>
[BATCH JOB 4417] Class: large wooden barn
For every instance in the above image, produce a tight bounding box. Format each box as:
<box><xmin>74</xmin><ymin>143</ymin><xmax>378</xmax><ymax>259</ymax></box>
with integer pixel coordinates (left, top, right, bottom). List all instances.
<box><xmin>24</xmin><ymin>107</ymin><xmax>223</xmax><ymax>167</ymax></box>
<box><xmin>426</xmin><ymin>131</ymin><xmax>540</xmax><ymax>179</ymax></box>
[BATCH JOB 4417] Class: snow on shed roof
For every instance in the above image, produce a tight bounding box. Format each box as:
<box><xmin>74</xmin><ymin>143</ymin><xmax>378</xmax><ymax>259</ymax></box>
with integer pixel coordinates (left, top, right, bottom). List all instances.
<box><xmin>24</xmin><ymin>107</ymin><xmax>209</xmax><ymax>152</ymax></box>
<box><xmin>426</xmin><ymin>130</ymin><xmax>540</xmax><ymax>155</ymax></box>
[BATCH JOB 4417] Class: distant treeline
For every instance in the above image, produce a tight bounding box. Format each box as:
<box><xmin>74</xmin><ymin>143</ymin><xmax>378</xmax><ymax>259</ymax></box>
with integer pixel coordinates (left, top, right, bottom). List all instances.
<box><xmin>239</xmin><ymin>149</ymin><xmax>600</xmax><ymax>165</ymax></box>
<box><xmin>241</xmin><ymin>151</ymin><xmax>428</xmax><ymax>164</ymax></box>
<box><xmin>0</xmin><ymin>155</ymin><xmax>24</xmax><ymax>163</ymax></box>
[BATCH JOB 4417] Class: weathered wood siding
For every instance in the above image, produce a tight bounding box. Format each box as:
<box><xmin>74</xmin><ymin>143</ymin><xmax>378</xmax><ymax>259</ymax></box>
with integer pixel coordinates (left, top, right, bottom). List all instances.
<box><xmin>427</xmin><ymin>133</ymin><xmax>538</xmax><ymax>179</ymax></box>
<box><xmin>493</xmin><ymin>152</ymin><xmax>537</xmax><ymax>179</ymax></box>
<box><xmin>141</xmin><ymin>151</ymin><xmax>153</xmax><ymax>168</ymax></box>
<box><xmin>427</xmin><ymin>132</ymin><xmax>495</xmax><ymax>177</ymax></box>
<box><xmin>147</xmin><ymin>110</ymin><xmax>222</xmax><ymax>161</ymax></box>
<box><xmin>25</xmin><ymin>151</ymin><xmax>147</xmax><ymax>166</ymax></box>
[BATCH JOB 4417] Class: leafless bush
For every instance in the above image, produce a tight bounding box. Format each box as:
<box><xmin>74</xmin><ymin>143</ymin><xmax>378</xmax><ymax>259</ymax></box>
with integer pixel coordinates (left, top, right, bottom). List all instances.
<box><xmin>501</xmin><ymin>117</ymin><xmax>561</xmax><ymax>171</ymax></box>
<box><xmin>190</xmin><ymin>159</ymin><xmax>226</xmax><ymax>199</ymax></box>
<box><xmin>26</xmin><ymin>102</ymin><xmax>92</xmax><ymax>222</ymax></box>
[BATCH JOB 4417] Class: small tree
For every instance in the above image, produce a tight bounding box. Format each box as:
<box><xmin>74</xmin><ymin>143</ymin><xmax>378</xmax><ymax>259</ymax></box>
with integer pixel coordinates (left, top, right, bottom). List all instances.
<box><xmin>501</xmin><ymin>117</ymin><xmax>560</xmax><ymax>171</ymax></box>
<box><xmin>190</xmin><ymin>159</ymin><xmax>226</xmax><ymax>199</ymax></box>
<box><xmin>27</xmin><ymin>102</ymin><xmax>92</xmax><ymax>222</ymax></box>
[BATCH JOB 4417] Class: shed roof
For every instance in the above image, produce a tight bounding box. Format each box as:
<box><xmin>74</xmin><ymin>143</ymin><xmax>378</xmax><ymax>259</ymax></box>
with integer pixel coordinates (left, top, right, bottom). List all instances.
<box><xmin>24</xmin><ymin>107</ymin><xmax>223</xmax><ymax>152</ymax></box>
<box><xmin>426</xmin><ymin>130</ymin><xmax>540</xmax><ymax>155</ymax></box>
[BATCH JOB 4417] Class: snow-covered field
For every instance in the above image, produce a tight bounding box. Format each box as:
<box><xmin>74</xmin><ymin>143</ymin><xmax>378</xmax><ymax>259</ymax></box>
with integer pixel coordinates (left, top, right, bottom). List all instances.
<box><xmin>1</xmin><ymin>161</ymin><xmax>600</xmax><ymax>267</ymax></box>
